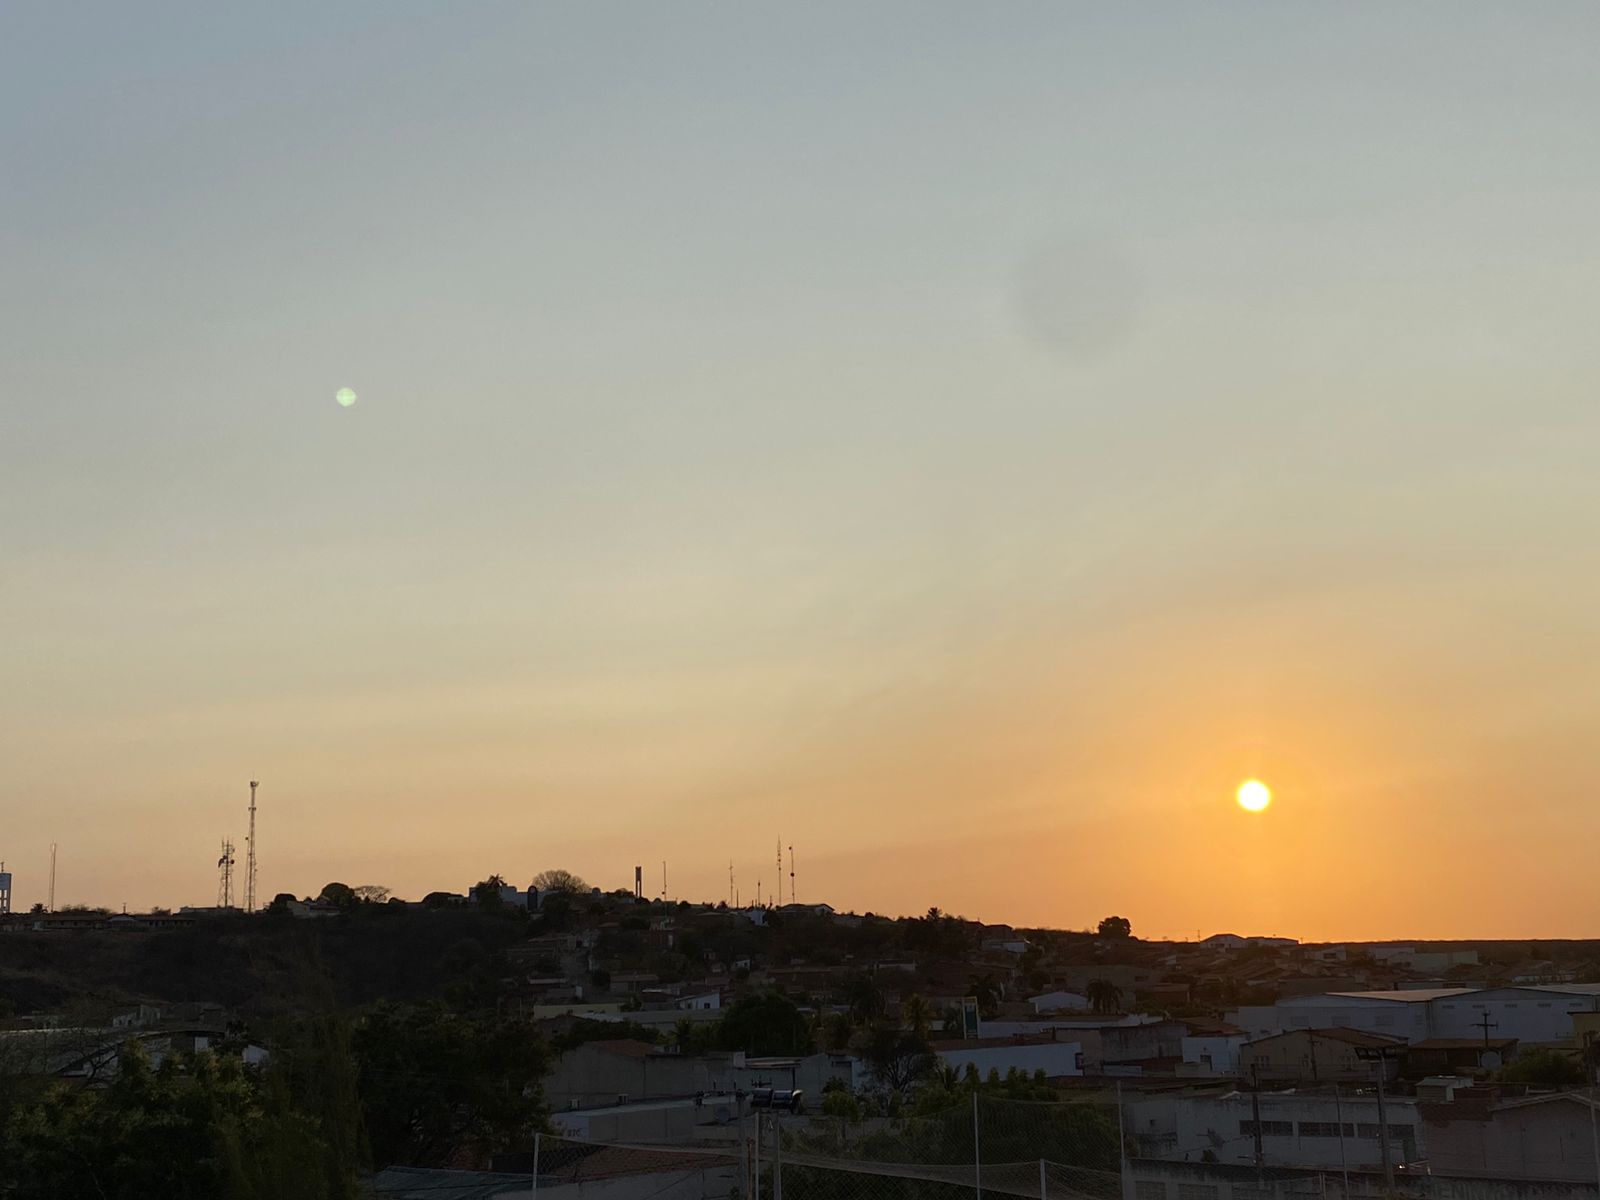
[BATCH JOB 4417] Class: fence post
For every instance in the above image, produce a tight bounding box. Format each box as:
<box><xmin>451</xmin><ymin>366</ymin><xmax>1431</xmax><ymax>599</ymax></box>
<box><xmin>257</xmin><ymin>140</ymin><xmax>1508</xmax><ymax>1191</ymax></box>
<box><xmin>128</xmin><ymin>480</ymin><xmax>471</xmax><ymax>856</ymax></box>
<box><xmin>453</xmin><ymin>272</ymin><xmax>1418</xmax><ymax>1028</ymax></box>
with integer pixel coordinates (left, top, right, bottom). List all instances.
<box><xmin>531</xmin><ymin>1131</ymin><xmax>540</xmax><ymax>1200</ymax></box>
<box><xmin>774</xmin><ymin>1110</ymin><xmax>783</xmax><ymax>1200</ymax></box>
<box><xmin>1039</xmin><ymin>1158</ymin><xmax>1047</xmax><ymax>1200</ymax></box>
<box><xmin>973</xmin><ymin>1090</ymin><xmax>983</xmax><ymax>1200</ymax></box>
<box><xmin>754</xmin><ymin>1110</ymin><xmax>762</xmax><ymax>1200</ymax></box>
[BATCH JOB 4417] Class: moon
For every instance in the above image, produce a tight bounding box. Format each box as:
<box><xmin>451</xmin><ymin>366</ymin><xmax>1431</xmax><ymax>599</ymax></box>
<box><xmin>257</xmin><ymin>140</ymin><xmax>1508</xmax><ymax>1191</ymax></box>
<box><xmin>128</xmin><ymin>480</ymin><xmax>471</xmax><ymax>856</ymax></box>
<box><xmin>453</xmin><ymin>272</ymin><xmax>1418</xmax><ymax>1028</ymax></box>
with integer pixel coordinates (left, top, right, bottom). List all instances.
<box><xmin>336</xmin><ymin>387</ymin><xmax>358</xmax><ymax>408</ymax></box>
<box><xmin>1237</xmin><ymin>779</ymin><xmax>1272</xmax><ymax>813</ymax></box>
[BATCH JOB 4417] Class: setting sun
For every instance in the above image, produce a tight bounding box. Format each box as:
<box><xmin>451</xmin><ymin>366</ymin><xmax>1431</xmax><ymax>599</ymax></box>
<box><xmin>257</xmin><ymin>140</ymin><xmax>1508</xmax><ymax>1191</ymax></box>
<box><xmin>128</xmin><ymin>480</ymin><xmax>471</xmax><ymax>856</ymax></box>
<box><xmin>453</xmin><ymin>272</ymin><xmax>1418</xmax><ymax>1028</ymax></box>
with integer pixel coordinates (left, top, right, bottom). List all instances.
<box><xmin>1237</xmin><ymin>779</ymin><xmax>1272</xmax><ymax>813</ymax></box>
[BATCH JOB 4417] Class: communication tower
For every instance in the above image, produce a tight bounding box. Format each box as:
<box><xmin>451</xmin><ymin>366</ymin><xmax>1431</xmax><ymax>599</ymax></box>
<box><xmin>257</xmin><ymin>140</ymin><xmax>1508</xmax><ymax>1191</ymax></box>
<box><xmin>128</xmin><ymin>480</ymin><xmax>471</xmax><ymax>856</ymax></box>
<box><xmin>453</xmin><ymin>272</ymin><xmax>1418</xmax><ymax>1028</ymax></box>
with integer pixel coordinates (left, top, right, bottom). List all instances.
<box><xmin>243</xmin><ymin>780</ymin><xmax>259</xmax><ymax>913</ymax></box>
<box><xmin>217</xmin><ymin>840</ymin><xmax>236</xmax><ymax>908</ymax></box>
<box><xmin>789</xmin><ymin>844</ymin><xmax>795</xmax><ymax>907</ymax></box>
<box><xmin>48</xmin><ymin>844</ymin><xmax>56</xmax><ymax>912</ymax></box>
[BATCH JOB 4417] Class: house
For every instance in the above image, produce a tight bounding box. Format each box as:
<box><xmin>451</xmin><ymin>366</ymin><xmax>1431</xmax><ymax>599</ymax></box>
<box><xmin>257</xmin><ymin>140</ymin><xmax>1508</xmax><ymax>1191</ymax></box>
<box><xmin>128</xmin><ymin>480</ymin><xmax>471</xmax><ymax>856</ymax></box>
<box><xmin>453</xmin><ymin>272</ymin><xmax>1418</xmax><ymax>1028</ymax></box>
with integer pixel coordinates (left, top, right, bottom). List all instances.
<box><xmin>1404</xmin><ymin>1037</ymin><xmax>1518</xmax><ymax>1077</ymax></box>
<box><xmin>549</xmin><ymin>1093</ymin><xmax>739</xmax><ymax>1143</ymax></box>
<box><xmin>1238</xmin><ymin>1028</ymin><xmax>1405</xmax><ymax>1084</ymax></box>
<box><xmin>1029</xmin><ymin>990</ymin><xmax>1091</xmax><ymax>1013</ymax></box>
<box><xmin>1202</xmin><ymin>934</ymin><xmax>1299</xmax><ymax>952</ymax></box>
<box><xmin>1422</xmin><ymin>1089</ymin><xmax>1600</xmax><ymax>1182</ymax></box>
<box><xmin>675</xmin><ymin>991</ymin><xmax>722</xmax><ymax>1011</ymax></box>
<box><xmin>545</xmin><ymin>1040</ymin><xmax>708</xmax><ymax>1109</ymax></box>
<box><xmin>545</xmin><ymin>1043</ymin><xmax>855</xmax><ymax>1111</ymax></box>
<box><xmin>1179</xmin><ymin>1031</ymin><xmax>1247</xmax><ymax>1077</ymax></box>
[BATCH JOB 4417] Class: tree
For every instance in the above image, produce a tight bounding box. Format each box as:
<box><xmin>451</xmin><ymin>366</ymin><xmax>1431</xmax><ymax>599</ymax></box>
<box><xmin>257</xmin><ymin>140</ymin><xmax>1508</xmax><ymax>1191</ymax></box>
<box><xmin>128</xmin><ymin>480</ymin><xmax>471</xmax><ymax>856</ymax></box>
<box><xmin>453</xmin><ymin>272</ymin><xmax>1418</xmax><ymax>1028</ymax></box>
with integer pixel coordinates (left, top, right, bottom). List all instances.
<box><xmin>843</xmin><ymin>975</ymin><xmax>886</xmax><ymax>1026</ymax></box>
<box><xmin>821</xmin><ymin>1090</ymin><xmax>862</xmax><ymax>1122</ymax></box>
<box><xmin>1097</xmin><ymin>915</ymin><xmax>1132</xmax><ymax>939</ymax></box>
<box><xmin>1502</xmin><ymin>1048</ymin><xmax>1585</xmax><ymax>1088</ymax></box>
<box><xmin>717</xmin><ymin>993</ymin><xmax>813</xmax><ymax>1056</ymax></box>
<box><xmin>1086</xmin><ymin>978</ymin><xmax>1123</xmax><ymax>1014</ymax></box>
<box><xmin>901</xmin><ymin>994</ymin><xmax>933</xmax><ymax>1041</ymax></box>
<box><xmin>353</xmin><ymin>1001</ymin><xmax>549</xmax><ymax>1168</ymax></box>
<box><xmin>967</xmin><ymin>974</ymin><xmax>1002</xmax><ymax>1019</ymax></box>
<box><xmin>470</xmin><ymin>876</ymin><xmax>508</xmax><ymax>910</ymax></box>
<box><xmin>821</xmin><ymin>1012</ymin><xmax>855</xmax><ymax>1053</ymax></box>
<box><xmin>862</xmin><ymin>1027</ymin><xmax>934</xmax><ymax>1094</ymax></box>
<box><xmin>352</xmin><ymin>885</ymin><xmax>392</xmax><ymax>905</ymax></box>
<box><xmin>317</xmin><ymin>882</ymin><xmax>356</xmax><ymax>909</ymax></box>
<box><xmin>531</xmin><ymin>869</ymin><xmax>589</xmax><ymax>895</ymax></box>
<box><xmin>5</xmin><ymin>1043</ymin><xmax>354</xmax><ymax>1199</ymax></box>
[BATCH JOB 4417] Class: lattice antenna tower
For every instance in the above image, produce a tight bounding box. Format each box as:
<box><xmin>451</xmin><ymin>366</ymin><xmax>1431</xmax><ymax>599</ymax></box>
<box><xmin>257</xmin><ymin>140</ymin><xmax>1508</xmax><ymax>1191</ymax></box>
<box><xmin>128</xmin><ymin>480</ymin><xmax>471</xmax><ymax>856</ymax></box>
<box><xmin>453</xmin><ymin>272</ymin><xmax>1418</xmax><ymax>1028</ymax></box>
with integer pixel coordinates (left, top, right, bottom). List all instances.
<box><xmin>243</xmin><ymin>780</ymin><xmax>259</xmax><ymax>913</ymax></box>
<box><xmin>217</xmin><ymin>840</ymin><xmax>236</xmax><ymax>908</ymax></box>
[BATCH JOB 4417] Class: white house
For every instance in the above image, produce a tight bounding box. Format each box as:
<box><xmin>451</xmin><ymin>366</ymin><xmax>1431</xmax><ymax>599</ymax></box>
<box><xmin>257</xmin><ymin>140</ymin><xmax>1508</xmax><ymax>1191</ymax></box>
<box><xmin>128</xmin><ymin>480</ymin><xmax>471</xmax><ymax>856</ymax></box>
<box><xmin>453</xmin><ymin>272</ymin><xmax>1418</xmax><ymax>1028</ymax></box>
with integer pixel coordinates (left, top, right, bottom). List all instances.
<box><xmin>1030</xmin><ymin>991</ymin><xmax>1091</xmax><ymax>1013</ymax></box>
<box><xmin>675</xmin><ymin>991</ymin><xmax>722</xmax><ymax>1011</ymax></box>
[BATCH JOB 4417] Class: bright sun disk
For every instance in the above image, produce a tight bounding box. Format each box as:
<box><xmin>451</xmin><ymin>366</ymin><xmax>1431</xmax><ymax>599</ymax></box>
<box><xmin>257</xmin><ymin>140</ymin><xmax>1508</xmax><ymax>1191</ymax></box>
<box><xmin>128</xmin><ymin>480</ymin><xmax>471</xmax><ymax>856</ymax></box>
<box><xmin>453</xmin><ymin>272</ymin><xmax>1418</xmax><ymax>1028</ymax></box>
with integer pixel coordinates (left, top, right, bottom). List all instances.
<box><xmin>1237</xmin><ymin>779</ymin><xmax>1271</xmax><ymax>812</ymax></box>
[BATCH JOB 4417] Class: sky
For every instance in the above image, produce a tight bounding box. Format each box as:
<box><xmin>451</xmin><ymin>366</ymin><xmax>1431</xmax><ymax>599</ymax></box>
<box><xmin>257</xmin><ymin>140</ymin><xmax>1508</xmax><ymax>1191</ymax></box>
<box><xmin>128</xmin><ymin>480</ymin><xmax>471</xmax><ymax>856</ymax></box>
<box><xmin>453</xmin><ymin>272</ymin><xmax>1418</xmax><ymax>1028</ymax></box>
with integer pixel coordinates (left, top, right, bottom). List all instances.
<box><xmin>3</xmin><ymin>4</ymin><xmax>1600</xmax><ymax>940</ymax></box>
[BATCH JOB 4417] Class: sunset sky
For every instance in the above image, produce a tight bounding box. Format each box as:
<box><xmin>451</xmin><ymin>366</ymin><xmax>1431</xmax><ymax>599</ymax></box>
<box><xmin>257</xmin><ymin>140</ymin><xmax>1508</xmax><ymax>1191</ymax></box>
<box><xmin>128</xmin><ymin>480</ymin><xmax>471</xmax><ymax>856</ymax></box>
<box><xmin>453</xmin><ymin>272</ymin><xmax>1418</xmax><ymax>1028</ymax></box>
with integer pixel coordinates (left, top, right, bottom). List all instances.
<box><xmin>4</xmin><ymin>4</ymin><xmax>1600</xmax><ymax>939</ymax></box>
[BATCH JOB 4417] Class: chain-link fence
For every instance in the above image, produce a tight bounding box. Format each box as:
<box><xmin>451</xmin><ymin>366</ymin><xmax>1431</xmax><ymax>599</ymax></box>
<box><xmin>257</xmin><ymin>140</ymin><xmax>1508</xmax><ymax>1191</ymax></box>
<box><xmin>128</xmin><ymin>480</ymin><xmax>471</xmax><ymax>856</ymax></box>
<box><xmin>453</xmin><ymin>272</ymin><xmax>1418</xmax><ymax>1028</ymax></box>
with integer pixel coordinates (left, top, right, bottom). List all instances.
<box><xmin>371</xmin><ymin>1095</ymin><xmax>1128</xmax><ymax>1200</ymax></box>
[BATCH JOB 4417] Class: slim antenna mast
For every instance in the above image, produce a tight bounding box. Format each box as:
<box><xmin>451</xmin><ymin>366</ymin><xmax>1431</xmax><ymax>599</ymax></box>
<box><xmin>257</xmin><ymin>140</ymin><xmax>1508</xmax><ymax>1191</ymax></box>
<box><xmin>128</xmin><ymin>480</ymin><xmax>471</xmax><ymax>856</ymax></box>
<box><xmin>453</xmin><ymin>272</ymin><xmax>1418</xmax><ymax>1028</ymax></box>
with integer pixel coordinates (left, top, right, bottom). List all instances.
<box><xmin>776</xmin><ymin>837</ymin><xmax>783</xmax><ymax>906</ymax></box>
<box><xmin>789</xmin><ymin>844</ymin><xmax>795</xmax><ymax>907</ymax></box>
<box><xmin>244</xmin><ymin>780</ymin><xmax>259</xmax><ymax>913</ymax></box>
<box><xmin>217</xmin><ymin>840</ymin><xmax>236</xmax><ymax>908</ymax></box>
<box><xmin>661</xmin><ymin>860</ymin><xmax>667</xmax><ymax>900</ymax></box>
<box><xmin>48</xmin><ymin>843</ymin><xmax>57</xmax><ymax>912</ymax></box>
<box><xmin>729</xmin><ymin>860</ymin><xmax>734</xmax><ymax>907</ymax></box>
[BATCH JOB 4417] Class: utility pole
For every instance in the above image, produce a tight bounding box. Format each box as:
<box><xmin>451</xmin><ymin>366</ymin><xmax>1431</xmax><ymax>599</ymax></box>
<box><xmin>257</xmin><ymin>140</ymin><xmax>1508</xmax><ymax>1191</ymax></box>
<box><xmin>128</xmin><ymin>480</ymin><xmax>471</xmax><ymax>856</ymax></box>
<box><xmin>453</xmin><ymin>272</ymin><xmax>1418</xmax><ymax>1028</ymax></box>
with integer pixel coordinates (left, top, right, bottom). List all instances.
<box><xmin>1475</xmin><ymin>1011</ymin><xmax>1498</xmax><ymax>1049</ymax></box>
<box><xmin>1249</xmin><ymin>1063</ymin><xmax>1265</xmax><ymax>1185</ymax></box>
<box><xmin>1355</xmin><ymin>1046</ymin><xmax>1400</xmax><ymax>1192</ymax></box>
<box><xmin>1334</xmin><ymin>1083</ymin><xmax>1350</xmax><ymax>1200</ymax></box>
<box><xmin>47</xmin><ymin>843</ymin><xmax>57</xmax><ymax>912</ymax></box>
<box><xmin>1116</xmin><ymin>1081</ymin><xmax>1133</xmax><ymax>1200</ymax></box>
<box><xmin>1585</xmin><ymin>1031</ymin><xmax>1600</xmax><ymax>1200</ymax></box>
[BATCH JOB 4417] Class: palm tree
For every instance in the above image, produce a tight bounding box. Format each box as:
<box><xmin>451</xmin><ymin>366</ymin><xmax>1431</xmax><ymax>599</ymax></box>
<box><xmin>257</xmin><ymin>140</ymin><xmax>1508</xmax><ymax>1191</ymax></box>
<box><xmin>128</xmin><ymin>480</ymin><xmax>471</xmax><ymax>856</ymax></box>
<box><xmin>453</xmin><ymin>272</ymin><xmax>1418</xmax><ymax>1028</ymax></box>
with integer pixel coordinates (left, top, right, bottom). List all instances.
<box><xmin>901</xmin><ymin>994</ymin><xmax>933</xmax><ymax>1041</ymax></box>
<box><xmin>1086</xmin><ymin>978</ymin><xmax>1123</xmax><ymax>1014</ymax></box>
<box><xmin>967</xmin><ymin>974</ymin><xmax>1002</xmax><ymax>1018</ymax></box>
<box><xmin>844</xmin><ymin>975</ymin><xmax>886</xmax><ymax>1026</ymax></box>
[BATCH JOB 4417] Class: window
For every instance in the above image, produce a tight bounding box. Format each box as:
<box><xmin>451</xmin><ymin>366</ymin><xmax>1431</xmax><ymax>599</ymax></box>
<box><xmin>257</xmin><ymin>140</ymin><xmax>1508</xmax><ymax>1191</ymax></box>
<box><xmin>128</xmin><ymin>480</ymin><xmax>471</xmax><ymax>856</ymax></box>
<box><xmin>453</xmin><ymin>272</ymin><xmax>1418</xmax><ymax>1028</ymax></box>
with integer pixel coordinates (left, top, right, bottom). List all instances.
<box><xmin>1299</xmin><ymin>1122</ymin><xmax>1342</xmax><ymax>1137</ymax></box>
<box><xmin>1241</xmin><ymin>1120</ymin><xmax>1292</xmax><ymax>1136</ymax></box>
<box><xmin>1136</xmin><ymin>1182</ymin><xmax>1167</xmax><ymax>1200</ymax></box>
<box><xmin>1177</xmin><ymin>1185</ymin><xmax>1218</xmax><ymax>1200</ymax></box>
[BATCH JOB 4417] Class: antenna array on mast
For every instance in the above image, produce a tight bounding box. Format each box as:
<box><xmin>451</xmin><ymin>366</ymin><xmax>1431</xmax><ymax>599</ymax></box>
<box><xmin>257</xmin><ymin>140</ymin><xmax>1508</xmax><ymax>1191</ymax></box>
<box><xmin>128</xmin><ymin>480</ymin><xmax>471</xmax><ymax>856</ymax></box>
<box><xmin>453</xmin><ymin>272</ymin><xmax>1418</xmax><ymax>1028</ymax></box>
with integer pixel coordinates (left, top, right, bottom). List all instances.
<box><xmin>243</xmin><ymin>781</ymin><xmax>259</xmax><ymax>913</ymax></box>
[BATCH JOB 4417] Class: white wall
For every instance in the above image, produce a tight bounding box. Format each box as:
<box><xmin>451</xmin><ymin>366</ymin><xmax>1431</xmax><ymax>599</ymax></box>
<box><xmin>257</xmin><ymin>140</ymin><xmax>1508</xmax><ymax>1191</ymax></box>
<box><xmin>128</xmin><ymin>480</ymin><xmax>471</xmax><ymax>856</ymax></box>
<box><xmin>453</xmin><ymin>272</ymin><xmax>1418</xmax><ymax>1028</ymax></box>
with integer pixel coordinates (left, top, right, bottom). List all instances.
<box><xmin>1031</xmin><ymin>991</ymin><xmax>1091</xmax><ymax>1012</ymax></box>
<box><xmin>1126</xmin><ymin>1091</ymin><xmax>1421</xmax><ymax>1170</ymax></box>
<box><xmin>1181</xmin><ymin>1035</ymin><xmax>1245</xmax><ymax>1076</ymax></box>
<box><xmin>1430</xmin><ymin>989</ymin><xmax>1600</xmax><ymax>1045</ymax></box>
<box><xmin>936</xmin><ymin>1041</ymin><xmax>1083</xmax><ymax>1079</ymax></box>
